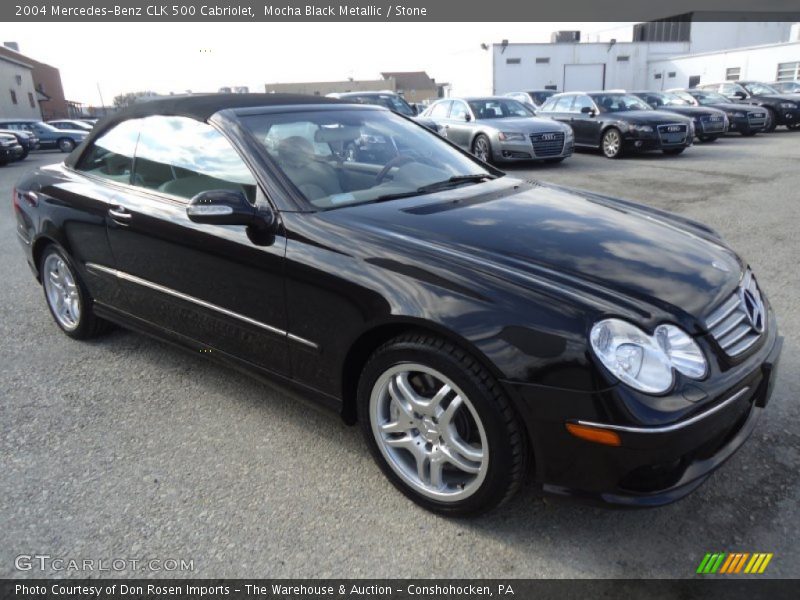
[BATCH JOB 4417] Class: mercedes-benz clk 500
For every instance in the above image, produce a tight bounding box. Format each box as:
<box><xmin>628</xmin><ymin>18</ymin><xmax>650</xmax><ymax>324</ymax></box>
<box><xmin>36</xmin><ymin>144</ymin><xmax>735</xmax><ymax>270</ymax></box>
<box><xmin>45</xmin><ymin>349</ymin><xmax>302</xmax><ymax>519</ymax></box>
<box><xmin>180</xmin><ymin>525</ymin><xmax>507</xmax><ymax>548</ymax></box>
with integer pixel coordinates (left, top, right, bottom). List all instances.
<box><xmin>14</xmin><ymin>94</ymin><xmax>782</xmax><ymax>515</ymax></box>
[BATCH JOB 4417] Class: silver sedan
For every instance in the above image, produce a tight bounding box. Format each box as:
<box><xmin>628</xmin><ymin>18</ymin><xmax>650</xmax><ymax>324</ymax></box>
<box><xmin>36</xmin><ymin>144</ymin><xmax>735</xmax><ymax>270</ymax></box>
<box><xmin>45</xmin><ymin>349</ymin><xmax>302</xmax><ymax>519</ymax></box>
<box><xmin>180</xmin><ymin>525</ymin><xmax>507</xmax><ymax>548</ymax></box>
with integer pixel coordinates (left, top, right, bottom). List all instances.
<box><xmin>421</xmin><ymin>96</ymin><xmax>574</xmax><ymax>164</ymax></box>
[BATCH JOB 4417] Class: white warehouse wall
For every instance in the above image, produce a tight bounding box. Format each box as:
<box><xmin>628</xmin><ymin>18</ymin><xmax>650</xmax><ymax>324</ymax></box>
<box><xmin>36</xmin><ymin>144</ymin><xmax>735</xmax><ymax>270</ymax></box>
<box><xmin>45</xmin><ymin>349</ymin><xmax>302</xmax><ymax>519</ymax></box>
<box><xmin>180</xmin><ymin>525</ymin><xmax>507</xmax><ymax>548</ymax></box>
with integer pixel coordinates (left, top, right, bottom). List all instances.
<box><xmin>493</xmin><ymin>42</ymin><xmax>689</xmax><ymax>93</ymax></box>
<box><xmin>649</xmin><ymin>42</ymin><xmax>800</xmax><ymax>89</ymax></box>
<box><xmin>687</xmin><ymin>22</ymin><xmax>795</xmax><ymax>54</ymax></box>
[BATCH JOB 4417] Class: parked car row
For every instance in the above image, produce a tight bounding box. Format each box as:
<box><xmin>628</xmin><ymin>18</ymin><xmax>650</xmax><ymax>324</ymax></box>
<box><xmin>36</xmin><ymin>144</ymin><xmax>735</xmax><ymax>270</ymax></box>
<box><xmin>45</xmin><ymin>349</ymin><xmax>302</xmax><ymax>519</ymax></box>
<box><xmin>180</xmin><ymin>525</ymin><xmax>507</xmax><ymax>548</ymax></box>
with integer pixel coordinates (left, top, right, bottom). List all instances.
<box><xmin>0</xmin><ymin>118</ymin><xmax>94</xmax><ymax>166</ymax></box>
<box><xmin>415</xmin><ymin>80</ymin><xmax>797</xmax><ymax>163</ymax></box>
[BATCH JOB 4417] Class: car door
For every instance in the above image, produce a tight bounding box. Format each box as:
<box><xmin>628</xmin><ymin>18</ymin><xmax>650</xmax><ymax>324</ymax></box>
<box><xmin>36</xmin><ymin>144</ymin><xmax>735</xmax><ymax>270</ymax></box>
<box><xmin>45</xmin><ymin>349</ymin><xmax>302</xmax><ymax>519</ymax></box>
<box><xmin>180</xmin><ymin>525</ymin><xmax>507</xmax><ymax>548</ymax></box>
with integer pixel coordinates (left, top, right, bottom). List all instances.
<box><xmin>545</xmin><ymin>95</ymin><xmax>578</xmax><ymax>137</ymax></box>
<box><xmin>443</xmin><ymin>100</ymin><xmax>474</xmax><ymax>149</ymax></box>
<box><xmin>40</xmin><ymin>121</ymin><xmax>139</xmax><ymax>308</ymax></box>
<box><xmin>103</xmin><ymin>115</ymin><xmax>291</xmax><ymax>375</ymax></box>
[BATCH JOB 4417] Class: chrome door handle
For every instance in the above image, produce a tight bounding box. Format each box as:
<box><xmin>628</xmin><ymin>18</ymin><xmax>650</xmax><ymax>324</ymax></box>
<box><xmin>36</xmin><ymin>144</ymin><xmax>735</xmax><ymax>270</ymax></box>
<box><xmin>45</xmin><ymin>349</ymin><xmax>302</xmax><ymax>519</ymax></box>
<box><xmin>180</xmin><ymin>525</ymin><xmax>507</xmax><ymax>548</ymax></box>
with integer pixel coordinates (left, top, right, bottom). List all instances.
<box><xmin>108</xmin><ymin>206</ymin><xmax>132</xmax><ymax>221</ymax></box>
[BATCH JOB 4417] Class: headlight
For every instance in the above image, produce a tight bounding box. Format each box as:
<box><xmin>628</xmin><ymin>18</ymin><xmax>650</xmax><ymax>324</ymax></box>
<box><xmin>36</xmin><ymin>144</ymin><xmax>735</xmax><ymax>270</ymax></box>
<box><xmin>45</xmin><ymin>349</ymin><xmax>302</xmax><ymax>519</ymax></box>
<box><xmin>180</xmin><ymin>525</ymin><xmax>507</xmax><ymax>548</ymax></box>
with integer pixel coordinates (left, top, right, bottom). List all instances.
<box><xmin>590</xmin><ymin>319</ymin><xmax>707</xmax><ymax>394</ymax></box>
<box><xmin>629</xmin><ymin>124</ymin><xmax>653</xmax><ymax>133</ymax></box>
<box><xmin>779</xmin><ymin>102</ymin><xmax>796</xmax><ymax>109</ymax></box>
<box><xmin>498</xmin><ymin>132</ymin><xmax>526</xmax><ymax>142</ymax></box>
<box><xmin>564</xmin><ymin>127</ymin><xmax>574</xmax><ymax>139</ymax></box>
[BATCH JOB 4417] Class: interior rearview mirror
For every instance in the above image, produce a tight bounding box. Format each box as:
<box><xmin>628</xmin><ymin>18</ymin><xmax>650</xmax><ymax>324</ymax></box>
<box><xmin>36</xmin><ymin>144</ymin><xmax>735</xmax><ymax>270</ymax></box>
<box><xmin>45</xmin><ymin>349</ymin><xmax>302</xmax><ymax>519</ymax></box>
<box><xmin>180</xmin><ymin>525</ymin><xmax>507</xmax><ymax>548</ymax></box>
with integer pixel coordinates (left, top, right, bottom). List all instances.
<box><xmin>187</xmin><ymin>189</ymin><xmax>275</xmax><ymax>233</ymax></box>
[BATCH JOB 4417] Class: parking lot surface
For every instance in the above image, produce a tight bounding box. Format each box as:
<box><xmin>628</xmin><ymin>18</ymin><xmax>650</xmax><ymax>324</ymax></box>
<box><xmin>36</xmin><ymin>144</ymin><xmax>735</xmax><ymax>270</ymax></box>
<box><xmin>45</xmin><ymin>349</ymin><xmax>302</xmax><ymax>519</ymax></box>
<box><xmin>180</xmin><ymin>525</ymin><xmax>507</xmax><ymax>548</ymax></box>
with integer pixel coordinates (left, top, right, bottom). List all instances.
<box><xmin>1</xmin><ymin>137</ymin><xmax>798</xmax><ymax>579</ymax></box>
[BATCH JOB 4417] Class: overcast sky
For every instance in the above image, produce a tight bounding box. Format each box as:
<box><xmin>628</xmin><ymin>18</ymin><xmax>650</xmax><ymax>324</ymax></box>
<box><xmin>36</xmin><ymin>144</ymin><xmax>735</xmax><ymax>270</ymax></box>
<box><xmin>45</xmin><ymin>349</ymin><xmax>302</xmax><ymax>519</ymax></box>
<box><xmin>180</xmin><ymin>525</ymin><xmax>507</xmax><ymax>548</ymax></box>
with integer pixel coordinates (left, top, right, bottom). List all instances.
<box><xmin>8</xmin><ymin>22</ymin><xmax>632</xmax><ymax>105</ymax></box>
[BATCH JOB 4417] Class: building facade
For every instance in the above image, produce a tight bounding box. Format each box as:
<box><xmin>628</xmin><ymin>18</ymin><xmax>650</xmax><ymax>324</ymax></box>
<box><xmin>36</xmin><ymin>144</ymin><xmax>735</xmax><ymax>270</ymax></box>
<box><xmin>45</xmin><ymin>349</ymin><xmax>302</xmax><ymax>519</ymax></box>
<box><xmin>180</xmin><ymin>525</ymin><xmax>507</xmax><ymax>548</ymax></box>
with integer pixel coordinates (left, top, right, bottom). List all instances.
<box><xmin>0</xmin><ymin>44</ymin><xmax>69</xmax><ymax>119</ymax></box>
<box><xmin>493</xmin><ymin>18</ymin><xmax>799</xmax><ymax>94</ymax></box>
<box><xmin>265</xmin><ymin>79</ymin><xmax>394</xmax><ymax>96</ymax></box>
<box><xmin>0</xmin><ymin>52</ymin><xmax>40</xmax><ymax>119</ymax></box>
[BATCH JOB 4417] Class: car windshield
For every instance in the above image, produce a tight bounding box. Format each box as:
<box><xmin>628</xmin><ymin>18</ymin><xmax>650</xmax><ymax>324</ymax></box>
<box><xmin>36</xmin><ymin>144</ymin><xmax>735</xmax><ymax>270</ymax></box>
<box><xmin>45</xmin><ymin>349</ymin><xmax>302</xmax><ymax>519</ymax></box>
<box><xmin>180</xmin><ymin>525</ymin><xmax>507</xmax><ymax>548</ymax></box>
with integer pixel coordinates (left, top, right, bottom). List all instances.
<box><xmin>670</xmin><ymin>90</ymin><xmax>697</xmax><ymax>104</ymax></box>
<box><xmin>590</xmin><ymin>94</ymin><xmax>652</xmax><ymax>112</ymax></box>
<box><xmin>347</xmin><ymin>94</ymin><xmax>415</xmax><ymax>116</ymax></box>
<box><xmin>529</xmin><ymin>91</ymin><xmax>555</xmax><ymax>105</ymax></box>
<box><xmin>742</xmin><ymin>82</ymin><xmax>780</xmax><ymax>95</ymax></box>
<box><xmin>240</xmin><ymin>108</ymin><xmax>495</xmax><ymax>209</ymax></box>
<box><xmin>694</xmin><ymin>91</ymin><xmax>730</xmax><ymax>105</ymax></box>
<box><xmin>467</xmin><ymin>99</ymin><xmax>534</xmax><ymax>119</ymax></box>
<box><xmin>645</xmin><ymin>92</ymin><xmax>691</xmax><ymax>107</ymax></box>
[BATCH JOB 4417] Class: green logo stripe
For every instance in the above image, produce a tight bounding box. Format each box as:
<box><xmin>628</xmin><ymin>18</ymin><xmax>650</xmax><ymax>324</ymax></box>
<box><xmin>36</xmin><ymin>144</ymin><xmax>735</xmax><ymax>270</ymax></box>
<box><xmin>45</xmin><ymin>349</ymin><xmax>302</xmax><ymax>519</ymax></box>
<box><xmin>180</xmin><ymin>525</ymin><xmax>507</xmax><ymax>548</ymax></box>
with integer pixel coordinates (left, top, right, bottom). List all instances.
<box><xmin>697</xmin><ymin>553</ymin><xmax>713</xmax><ymax>574</ymax></box>
<box><xmin>710</xmin><ymin>553</ymin><xmax>727</xmax><ymax>573</ymax></box>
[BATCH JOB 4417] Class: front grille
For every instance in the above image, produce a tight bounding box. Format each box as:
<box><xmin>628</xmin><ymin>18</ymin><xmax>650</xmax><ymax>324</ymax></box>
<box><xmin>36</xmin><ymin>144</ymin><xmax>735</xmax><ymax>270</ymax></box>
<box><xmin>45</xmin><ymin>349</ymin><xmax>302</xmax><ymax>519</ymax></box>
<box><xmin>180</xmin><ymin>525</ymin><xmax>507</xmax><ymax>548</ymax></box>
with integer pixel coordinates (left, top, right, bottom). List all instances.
<box><xmin>747</xmin><ymin>111</ymin><xmax>767</xmax><ymax>128</ymax></box>
<box><xmin>700</xmin><ymin>115</ymin><xmax>725</xmax><ymax>133</ymax></box>
<box><xmin>705</xmin><ymin>269</ymin><xmax>766</xmax><ymax>357</ymax></box>
<box><xmin>530</xmin><ymin>131</ymin><xmax>565</xmax><ymax>157</ymax></box>
<box><xmin>656</xmin><ymin>123</ymin><xmax>688</xmax><ymax>145</ymax></box>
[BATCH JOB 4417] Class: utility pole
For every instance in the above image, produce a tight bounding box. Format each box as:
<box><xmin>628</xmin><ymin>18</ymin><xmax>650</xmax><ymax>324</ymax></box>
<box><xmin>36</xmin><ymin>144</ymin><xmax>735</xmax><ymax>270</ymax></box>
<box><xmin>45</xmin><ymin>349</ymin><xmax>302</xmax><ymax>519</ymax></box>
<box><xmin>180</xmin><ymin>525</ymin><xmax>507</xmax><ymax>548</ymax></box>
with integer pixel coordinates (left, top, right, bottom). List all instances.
<box><xmin>96</xmin><ymin>83</ymin><xmax>106</xmax><ymax>114</ymax></box>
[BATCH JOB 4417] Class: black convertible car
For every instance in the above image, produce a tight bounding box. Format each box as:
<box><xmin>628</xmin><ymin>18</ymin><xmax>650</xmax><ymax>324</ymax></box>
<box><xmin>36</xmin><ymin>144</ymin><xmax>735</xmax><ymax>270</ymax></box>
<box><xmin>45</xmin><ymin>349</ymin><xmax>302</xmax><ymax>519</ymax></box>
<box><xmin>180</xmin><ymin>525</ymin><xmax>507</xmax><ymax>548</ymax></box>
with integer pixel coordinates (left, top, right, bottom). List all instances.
<box><xmin>538</xmin><ymin>92</ymin><xmax>694</xmax><ymax>158</ymax></box>
<box><xmin>14</xmin><ymin>94</ymin><xmax>782</xmax><ymax>515</ymax></box>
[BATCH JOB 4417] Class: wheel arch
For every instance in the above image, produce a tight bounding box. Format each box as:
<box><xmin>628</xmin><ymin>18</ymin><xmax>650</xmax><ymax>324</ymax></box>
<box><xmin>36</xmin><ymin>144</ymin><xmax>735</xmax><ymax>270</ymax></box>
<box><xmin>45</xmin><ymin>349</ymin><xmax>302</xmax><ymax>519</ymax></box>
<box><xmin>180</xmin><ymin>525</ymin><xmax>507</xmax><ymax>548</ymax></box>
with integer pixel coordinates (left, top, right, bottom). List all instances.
<box><xmin>30</xmin><ymin>234</ymin><xmax>63</xmax><ymax>281</ymax></box>
<box><xmin>339</xmin><ymin>318</ymin><xmax>508</xmax><ymax>425</ymax></box>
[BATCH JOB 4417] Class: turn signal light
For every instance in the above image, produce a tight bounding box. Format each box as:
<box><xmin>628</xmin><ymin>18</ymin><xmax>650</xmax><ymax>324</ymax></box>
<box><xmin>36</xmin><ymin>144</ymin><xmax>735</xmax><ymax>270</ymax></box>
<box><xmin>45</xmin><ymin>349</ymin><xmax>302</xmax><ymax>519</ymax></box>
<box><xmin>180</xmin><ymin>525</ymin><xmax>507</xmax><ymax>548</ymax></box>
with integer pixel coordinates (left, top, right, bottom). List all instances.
<box><xmin>566</xmin><ymin>423</ymin><xmax>622</xmax><ymax>446</ymax></box>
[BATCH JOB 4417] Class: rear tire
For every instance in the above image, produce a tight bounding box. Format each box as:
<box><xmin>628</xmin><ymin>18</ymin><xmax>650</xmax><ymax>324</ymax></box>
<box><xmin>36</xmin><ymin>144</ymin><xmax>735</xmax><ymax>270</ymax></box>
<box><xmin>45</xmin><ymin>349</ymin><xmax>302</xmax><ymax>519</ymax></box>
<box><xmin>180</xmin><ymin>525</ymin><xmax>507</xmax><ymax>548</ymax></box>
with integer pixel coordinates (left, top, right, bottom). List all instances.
<box><xmin>39</xmin><ymin>245</ymin><xmax>113</xmax><ymax>339</ymax></box>
<box><xmin>58</xmin><ymin>138</ymin><xmax>76</xmax><ymax>152</ymax></box>
<box><xmin>357</xmin><ymin>332</ymin><xmax>528</xmax><ymax>516</ymax></box>
<box><xmin>601</xmin><ymin>128</ymin><xmax>624</xmax><ymax>159</ymax></box>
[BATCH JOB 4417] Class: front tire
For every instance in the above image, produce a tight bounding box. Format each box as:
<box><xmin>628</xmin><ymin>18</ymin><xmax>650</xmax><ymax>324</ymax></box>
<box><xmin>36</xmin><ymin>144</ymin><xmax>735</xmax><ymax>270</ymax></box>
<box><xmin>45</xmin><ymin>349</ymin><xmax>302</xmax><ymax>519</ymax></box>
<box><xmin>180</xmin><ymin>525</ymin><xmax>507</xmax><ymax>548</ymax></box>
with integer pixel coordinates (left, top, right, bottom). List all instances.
<box><xmin>663</xmin><ymin>147</ymin><xmax>685</xmax><ymax>155</ymax></box>
<box><xmin>40</xmin><ymin>245</ymin><xmax>112</xmax><ymax>339</ymax></box>
<box><xmin>763</xmin><ymin>108</ymin><xmax>777</xmax><ymax>133</ymax></box>
<box><xmin>471</xmin><ymin>134</ymin><xmax>493</xmax><ymax>164</ymax></box>
<box><xmin>601</xmin><ymin>128</ymin><xmax>624</xmax><ymax>158</ymax></box>
<box><xmin>697</xmin><ymin>134</ymin><xmax>718</xmax><ymax>143</ymax></box>
<box><xmin>357</xmin><ymin>332</ymin><xmax>527</xmax><ymax>516</ymax></box>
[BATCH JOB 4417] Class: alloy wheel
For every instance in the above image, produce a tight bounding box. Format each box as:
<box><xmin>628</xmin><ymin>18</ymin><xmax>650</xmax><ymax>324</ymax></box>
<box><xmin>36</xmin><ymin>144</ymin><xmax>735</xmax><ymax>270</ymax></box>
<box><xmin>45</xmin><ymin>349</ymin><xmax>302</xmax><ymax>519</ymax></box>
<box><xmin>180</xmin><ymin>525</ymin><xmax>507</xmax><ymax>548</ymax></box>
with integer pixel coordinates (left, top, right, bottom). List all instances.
<box><xmin>473</xmin><ymin>137</ymin><xmax>490</xmax><ymax>162</ymax></box>
<box><xmin>43</xmin><ymin>254</ymin><xmax>81</xmax><ymax>330</ymax></box>
<box><xmin>59</xmin><ymin>138</ymin><xmax>75</xmax><ymax>152</ymax></box>
<box><xmin>603</xmin><ymin>129</ymin><xmax>621</xmax><ymax>158</ymax></box>
<box><xmin>369</xmin><ymin>363</ymin><xmax>488</xmax><ymax>502</ymax></box>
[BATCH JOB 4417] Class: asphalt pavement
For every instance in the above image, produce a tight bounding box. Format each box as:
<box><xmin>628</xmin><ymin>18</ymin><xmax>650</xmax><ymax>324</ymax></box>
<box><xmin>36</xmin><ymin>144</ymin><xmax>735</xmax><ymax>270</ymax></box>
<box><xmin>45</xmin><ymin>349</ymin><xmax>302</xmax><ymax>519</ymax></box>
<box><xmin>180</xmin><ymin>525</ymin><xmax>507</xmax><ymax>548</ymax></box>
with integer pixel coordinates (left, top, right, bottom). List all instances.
<box><xmin>1</xmin><ymin>135</ymin><xmax>798</xmax><ymax>579</ymax></box>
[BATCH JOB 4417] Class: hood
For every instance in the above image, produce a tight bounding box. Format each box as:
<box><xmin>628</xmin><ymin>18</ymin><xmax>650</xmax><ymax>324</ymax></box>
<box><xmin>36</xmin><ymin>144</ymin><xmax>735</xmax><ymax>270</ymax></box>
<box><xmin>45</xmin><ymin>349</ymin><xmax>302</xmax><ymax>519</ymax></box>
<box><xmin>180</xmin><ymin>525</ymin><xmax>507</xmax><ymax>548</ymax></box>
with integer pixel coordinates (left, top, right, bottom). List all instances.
<box><xmin>659</xmin><ymin>106</ymin><xmax>724</xmax><ymax>118</ymax></box>
<box><xmin>326</xmin><ymin>179</ymin><xmax>742</xmax><ymax>326</ymax></box>
<box><xmin>707</xmin><ymin>102</ymin><xmax>763</xmax><ymax>113</ymax></box>
<box><xmin>475</xmin><ymin>117</ymin><xmax>567</xmax><ymax>133</ymax></box>
<box><xmin>752</xmin><ymin>94</ymin><xmax>799</xmax><ymax>103</ymax></box>
<box><xmin>608</xmin><ymin>110</ymin><xmax>693</xmax><ymax>125</ymax></box>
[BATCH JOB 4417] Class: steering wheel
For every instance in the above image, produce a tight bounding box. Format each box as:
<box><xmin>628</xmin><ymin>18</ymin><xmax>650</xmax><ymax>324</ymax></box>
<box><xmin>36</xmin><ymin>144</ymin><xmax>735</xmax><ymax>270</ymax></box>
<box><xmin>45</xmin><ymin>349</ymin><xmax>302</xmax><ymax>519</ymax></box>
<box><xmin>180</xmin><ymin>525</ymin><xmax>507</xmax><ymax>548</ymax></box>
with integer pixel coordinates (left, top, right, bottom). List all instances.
<box><xmin>375</xmin><ymin>155</ymin><xmax>417</xmax><ymax>183</ymax></box>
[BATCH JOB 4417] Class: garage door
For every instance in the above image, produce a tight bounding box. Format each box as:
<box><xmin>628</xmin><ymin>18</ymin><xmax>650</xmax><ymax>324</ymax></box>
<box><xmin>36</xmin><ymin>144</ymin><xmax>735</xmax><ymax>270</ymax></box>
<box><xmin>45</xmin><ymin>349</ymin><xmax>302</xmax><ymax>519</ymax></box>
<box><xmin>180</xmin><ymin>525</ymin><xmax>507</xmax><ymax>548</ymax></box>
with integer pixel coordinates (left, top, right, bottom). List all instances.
<box><xmin>563</xmin><ymin>64</ymin><xmax>605</xmax><ymax>92</ymax></box>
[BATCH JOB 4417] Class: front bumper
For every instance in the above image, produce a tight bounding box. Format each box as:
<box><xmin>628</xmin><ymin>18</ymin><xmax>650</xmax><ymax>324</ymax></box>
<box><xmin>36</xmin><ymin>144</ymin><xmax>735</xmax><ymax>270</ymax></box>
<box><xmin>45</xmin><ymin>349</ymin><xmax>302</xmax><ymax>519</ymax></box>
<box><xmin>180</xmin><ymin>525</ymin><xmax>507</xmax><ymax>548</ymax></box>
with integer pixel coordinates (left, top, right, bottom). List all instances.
<box><xmin>0</xmin><ymin>144</ymin><xmax>23</xmax><ymax>160</ymax></box>
<box><xmin>503</xmin><ymin>320</ymin><xmax>782</xmax><ymax>507</ymax></box>
<box><xmin>493</xmin><ymin>134</ymin><xmax>574</xmax><ymax>162</ymax></box>
<box><xmin>623</xmin><ymin>128</ymin><xmax>693</xmax><ymax>152</ymax></box>
<box><xmin>773</xmin><ymin>106</ymin><xmax>800</xmax><ymax>126</ymax></box>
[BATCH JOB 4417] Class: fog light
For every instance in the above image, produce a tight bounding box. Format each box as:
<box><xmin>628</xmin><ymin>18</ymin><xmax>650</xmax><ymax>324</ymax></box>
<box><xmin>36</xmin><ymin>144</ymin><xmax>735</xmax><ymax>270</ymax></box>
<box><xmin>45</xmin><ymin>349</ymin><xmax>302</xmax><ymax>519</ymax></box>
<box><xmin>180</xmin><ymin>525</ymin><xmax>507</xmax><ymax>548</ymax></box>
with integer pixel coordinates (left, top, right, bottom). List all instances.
<box><xmin>634</xmin><ymin>140</ymin><xmax>643</xmax><ymax>148</ymax></box>
<box><xmin>566</xmin><ymin>423</ymin><xmax>621</xmax><ymax>446</ymax></box>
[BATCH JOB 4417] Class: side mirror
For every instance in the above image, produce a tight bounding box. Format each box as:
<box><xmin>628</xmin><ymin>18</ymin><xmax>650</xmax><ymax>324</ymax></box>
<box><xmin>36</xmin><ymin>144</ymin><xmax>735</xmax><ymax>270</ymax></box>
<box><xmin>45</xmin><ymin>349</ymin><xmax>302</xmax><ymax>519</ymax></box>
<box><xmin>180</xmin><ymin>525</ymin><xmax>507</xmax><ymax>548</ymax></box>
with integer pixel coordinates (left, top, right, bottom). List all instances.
<box><xmin>464</xmin><ymin>113</ymin><xmax>472</xmax><ymax>122</ymax></box>
<box><xmin>734</xmin><ymin>91</ymin><xmax>747</xmax><ymax>99</ymax></box>
<box><xmin>410</xmin><ymin>103</ymin><xmax>419</xmax><ymax>115</ymax></box>
<box><xmin>187</xmin><ymin>189</ymin><xmax>275</xmax><ymax>232</ymax></box>
<box><xmin>581</xmin><ymin>106</ymin><xmax>595</xmax><ymax>115</ymax></box>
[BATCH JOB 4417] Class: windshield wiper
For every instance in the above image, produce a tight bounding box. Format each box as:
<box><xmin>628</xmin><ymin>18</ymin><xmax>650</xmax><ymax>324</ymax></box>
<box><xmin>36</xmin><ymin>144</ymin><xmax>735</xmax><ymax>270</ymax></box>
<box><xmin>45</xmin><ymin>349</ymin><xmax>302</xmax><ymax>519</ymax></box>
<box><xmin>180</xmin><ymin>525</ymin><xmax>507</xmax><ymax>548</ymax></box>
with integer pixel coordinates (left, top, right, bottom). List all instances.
<box><xmin>416</xmin><ymin>174</ymin><xmax>497</xmax><ymax>194</ymax></box>
<box><xmin>367</xmin><ymin>174</ymin><xmax>497</xmax><ymax>205</ymax></box>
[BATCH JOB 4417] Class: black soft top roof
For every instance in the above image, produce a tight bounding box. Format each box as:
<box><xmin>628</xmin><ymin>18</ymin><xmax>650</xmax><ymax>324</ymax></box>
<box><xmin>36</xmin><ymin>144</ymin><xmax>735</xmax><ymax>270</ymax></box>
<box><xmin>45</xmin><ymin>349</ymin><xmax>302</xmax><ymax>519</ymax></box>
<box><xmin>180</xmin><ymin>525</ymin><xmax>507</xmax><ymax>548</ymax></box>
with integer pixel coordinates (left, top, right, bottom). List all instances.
<box><xmin>66</xmin><ymin>93</ymin><xmax>342</xmax><ymax>168</ymax></box>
